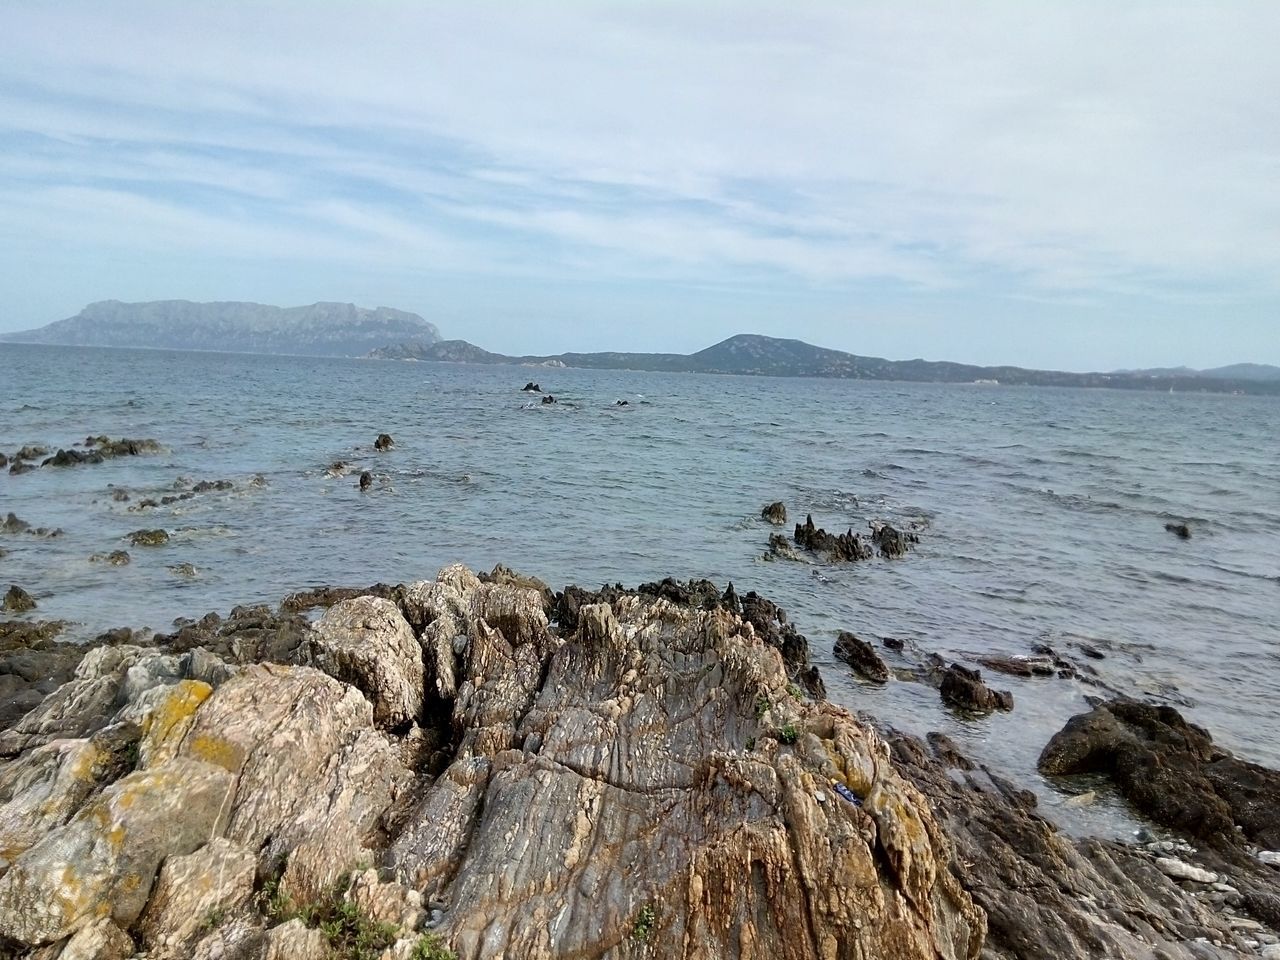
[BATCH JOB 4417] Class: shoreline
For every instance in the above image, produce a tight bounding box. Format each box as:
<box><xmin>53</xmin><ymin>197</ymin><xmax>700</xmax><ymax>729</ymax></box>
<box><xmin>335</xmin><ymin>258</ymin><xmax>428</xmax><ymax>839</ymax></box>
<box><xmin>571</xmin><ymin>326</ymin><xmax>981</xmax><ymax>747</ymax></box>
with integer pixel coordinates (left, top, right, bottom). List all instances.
<box><xmin>1</xmin><ymin>566</ymin><xmax>1278</xmax><ymax>959</ymax></box>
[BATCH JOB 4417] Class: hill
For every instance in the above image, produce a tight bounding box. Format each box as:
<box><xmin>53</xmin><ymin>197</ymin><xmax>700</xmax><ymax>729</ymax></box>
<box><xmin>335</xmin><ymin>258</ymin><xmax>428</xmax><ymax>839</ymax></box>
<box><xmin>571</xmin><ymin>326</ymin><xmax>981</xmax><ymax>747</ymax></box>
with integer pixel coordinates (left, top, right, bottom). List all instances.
<box><xmin>0</xmin><ymin>300</ymin><xmax>440</xmax><ymax>357</ymax></box>
<box><xmin>368</xmin><ymin>333</ymin><xmax>1280</xmax><ymax>396</ymax></box>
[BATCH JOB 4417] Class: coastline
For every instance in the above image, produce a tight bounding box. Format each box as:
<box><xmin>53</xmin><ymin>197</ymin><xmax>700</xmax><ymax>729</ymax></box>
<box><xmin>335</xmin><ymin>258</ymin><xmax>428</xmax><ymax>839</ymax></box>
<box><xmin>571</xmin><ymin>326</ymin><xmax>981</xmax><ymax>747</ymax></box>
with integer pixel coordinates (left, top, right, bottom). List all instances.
<box><xmin>1</xmin><ymin>567</ymin><xmax>1278</xmax><ymax>959</ymax></box>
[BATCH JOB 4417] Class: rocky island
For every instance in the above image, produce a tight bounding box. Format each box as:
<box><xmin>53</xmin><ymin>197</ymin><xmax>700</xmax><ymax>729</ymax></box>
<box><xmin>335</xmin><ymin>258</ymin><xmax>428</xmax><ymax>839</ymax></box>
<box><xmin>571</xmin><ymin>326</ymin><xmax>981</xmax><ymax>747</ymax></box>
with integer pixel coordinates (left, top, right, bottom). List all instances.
<box><xmin>0</xmin><ymin>564</ymin><xmax>1277</xmax><ymax>959</ymax></box>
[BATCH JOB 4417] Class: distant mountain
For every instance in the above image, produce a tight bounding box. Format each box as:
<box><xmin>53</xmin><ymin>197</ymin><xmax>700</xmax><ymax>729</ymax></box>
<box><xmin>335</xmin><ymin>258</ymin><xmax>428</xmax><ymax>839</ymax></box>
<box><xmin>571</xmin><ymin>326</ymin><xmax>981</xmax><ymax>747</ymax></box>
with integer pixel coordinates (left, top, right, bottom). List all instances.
<box><xmin>1116</xmin><ymin>362</ymin><xmax>1280</xmax><ymax>382</ymax></box>
<box><xmin>369</xmin><ymin>333</ymin><xmax>1280</xmax><ymax>396</ymax></box>
<box><xmin>0</xmin><ymin>300</ymin><xmax>440</xmax><ymax>357</ymax></box>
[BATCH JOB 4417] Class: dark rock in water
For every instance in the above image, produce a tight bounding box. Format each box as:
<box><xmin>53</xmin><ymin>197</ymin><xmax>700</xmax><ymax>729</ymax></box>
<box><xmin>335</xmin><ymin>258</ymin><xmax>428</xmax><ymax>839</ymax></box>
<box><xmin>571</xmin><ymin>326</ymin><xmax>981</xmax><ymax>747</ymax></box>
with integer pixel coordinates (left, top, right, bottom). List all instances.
<box><xmin>614</xmin><ymin>399</ymin><xmax>629</xmax><ymax>406</ymax></box>
<box><xmin>870</xmin><ymin>521</ymin><xmax>919</xmax><ymax>558</ymax></box>
<box><xmin>359</xmin><ymin>470</ymin><xmax>373</xmax><ymax>491</ymax></box>
<box><xmin>44</xmin><ymin>437</ymin><xmax>161</xmax><ymax>466</ymax></box>
<box><xmin>109</xmin><ymin>487</ymin><xmax>130</xmax><ymax>502</ymax></box>
<box><xmin>521</xmin><ymin>381</ymin><xmax>542</xmax><ymax>392</ymax></box>
<box><xmin>190</xmin><ymin>479</ymin><xmax>234</xmax><ymax>493</ymax></box>
<box><xmin>0</xmin><ymin>453</ymin><xmax>6</xmax><ymax>469</ymax></box>
<box><xmin>3</xmin><ymin>586</ymin><xmax>36</xmax><ymax>613</ymax></box>
<box><xmin>940</xmin><ymin>663</ymin><xmax>1013</xmax><ymax>713</ymax></box>
<box><xmin>89</xmin><ymin>550</ymin><xmax>131</xmax><ymax>566</ymax></box>
<box><xmin>14</xmin><ymin>445</ymin><xmax>48</xmax><ymax>461</ymax></box>
<box><xmin>374</xmin><ymin>433</ymin><xmax>394</xmax><ymax>451</ymax></box>
<box><xmin>977</xmin><ymin>654</ymin><xmax>1057</xmax><ymax>678</ymax></box>
<box><xmin>541</xmin><ymin>395</ymin><xmax>557</xmax><ymax>405</ymax></box>
<box><xmin>128</xmin><ymin>528</ymin><xmax>169</xmax><ymax>547</ymax></box>
<box><xmin>8</xmin><ymin>461</ymin><xmax>35</xmax><ymax>476</ymax></box>
<box><xmin>43</xmin><ymin>448</ymin><xmax>105</xmax><ymax>467</ymax></box>
<box><xmin>890</xmin><ymin>729</ymin><xmax>1261</xmax><ymax>960</ymax></box>
<box><xmin>2</xmin><ymin>513</ymin><xmax>30</xmax><ymax>535</ymax></box>
<box><xmin>0</xmin><ymin>618</ymin><xmax>83</xmax><ymax>733</ymax></box>
<box><xmin>761</xmin><ymin>501</ymin><xmax>787</xmax><ymax>525</ymax></box>
<box><xmin>882</xmin><ymin>637</ymin><xmax>906</xmax><ymax>651</ymax></box>
<box><xmin>834</xmin><ymin>631</ymin><xmax>890</xmax><ymax>683</ymax></box>
<box><xmin>167</xmin><ymin>562</ymin><xmax>198</xmax><ymax>578</ymax></box>
<box><xmin>325</xmin><ymin>461</ymin><xmax>347</xmax><ymax>478</ymax></box>
<box><xmin>794</xmin><ymin>514</ymin><xmax>873</xmax><ymax>562</ymax></box>
<box><xmin>765</xmin><ymin>532</ymin><xmax>799</xmax><ymax>561</ymax></box>
<box><xmin>1165</xmin><ymin>521</ymin><xmax>1192</xmax><ymax>539</ymax></box>
<box><xmin>1040</xmin><ymin>699</ymin><xmax>1280</xmax><ymax>850</ymax></box>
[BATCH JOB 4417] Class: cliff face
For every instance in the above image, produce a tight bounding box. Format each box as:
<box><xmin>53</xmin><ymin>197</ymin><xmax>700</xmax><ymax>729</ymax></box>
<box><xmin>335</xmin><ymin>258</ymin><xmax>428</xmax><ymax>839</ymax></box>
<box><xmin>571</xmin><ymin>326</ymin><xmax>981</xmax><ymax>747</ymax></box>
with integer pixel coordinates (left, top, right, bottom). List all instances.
<box><xmin>1</xmin><ymin>300</ymin><xmax>440</xmax><ymax>357</ymax></box>
<box><xmin>0</xmin><ymin>565</ymin><xmax>984</xmax><ymax>960</ymax></box>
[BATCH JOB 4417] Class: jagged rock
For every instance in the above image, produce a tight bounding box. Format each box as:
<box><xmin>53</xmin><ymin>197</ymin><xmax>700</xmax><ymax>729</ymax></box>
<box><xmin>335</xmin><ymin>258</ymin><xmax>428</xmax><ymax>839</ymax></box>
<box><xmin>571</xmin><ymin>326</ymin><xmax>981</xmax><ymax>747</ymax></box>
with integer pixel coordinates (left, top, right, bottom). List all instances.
<box><xmin>540</xmin><ymin>395</ymin><xmax>556</xmax><ymax>405</ymax></box>
<box><xmin>479</xmin><ymin>564</ymin><xmax>554</xmax><ymax>614</ymax></box>
<box><xmin>375</xmin><ymin>433</ymin><xmax>395</xmax><ymax>451</ymax></box>
<box><xmin>136</xmin><ymin>838</ymin><xmax>256</xmax><ymax>956</ymax></box>
<box><xmin>128</xmin><ymin>529</ymin><xmax>169</xmax><ymax>547</ymax></box>
<box><xmin>834</xmin><ymin>631</ymin><xmax>890</xmax><ymax>683</ymax></box>
<box><xmin>3</xmin><ymin>586</ymin><xmax>36</xmax><ymax>613</ymax></box>
<box><xmin>793</xmin><ymin>514</ymin><xmax>873</xmax><ymax>562</ymax></box>
<box><xmin>939</xmin><ymin>664</ymin><xmax>1013</xmax><ymax>714</ymax></box>
<box><xmin>1165</xmin><ymin>521</ymin><xmax>1192</xmax><ymax>539</ymax></box>
<box><xmin>521</xmin><ymin>381</ymin><xmax>541</xmax><ymax>392</ymax></box>
<box><xmin>761</xmin><ymin>501</ymin><xmax>787</xmax><ymax>525</ymax></box>
<box><xmin>1039</xmin><ymin>699</ymin><xmax>1280</xmax><ymax>850</ymax></box>
<box><xmin>306</xmin><ymin>597</ymin><xmax>425</xmax><ymax>730</ymax></box>
<box><xmin>870</xmin><ymin>521</ymin><xmax>919</xmax><ymax>558</ymax></box>
<box><xmin>889</xmin><ymin>731</ymin><xmax>1256</xmax><ymax>959</ymax></box>
<box><xmin>764</xmin><ymin>531</ymin><xmax>800</xmax><ymax>560</ymax></box>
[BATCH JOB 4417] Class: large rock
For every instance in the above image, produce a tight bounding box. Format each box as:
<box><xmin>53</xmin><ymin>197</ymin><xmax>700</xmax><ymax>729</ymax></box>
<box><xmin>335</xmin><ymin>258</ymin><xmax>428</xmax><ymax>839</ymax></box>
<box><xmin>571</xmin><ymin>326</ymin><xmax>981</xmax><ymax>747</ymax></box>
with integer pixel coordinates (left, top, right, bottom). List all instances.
<box><xmin>939</xmin><ymin>664</ymin><xmax>1013</xmax><ymax>714</ymax></box>
<box><xmin>0</xmin><ymin>757</ymin><xmax>235</xmax><ymax>944</ymax></box>
<box><xmin>793</xmin><ymin>514</ymin><xmax>873</xmax><ymax>562</ymax></box>
<box><xmin>136</xmin><ymin>838</ymin><xmax>257</xmax><ymax>956</ymax></box>
<box><xmin>306</xmin><ymin>597</ymin><xmax>424</xmax><ymax>729</ymax></box>
<box><xmin>834</xmin><ymin>631</ymin><xmax>890</xmax><ymax>683</ymax></box>
<box><xmin>1040</xmin><ymin>699</ymin><xmax>1280</xmax><ymax>849</ymax></box>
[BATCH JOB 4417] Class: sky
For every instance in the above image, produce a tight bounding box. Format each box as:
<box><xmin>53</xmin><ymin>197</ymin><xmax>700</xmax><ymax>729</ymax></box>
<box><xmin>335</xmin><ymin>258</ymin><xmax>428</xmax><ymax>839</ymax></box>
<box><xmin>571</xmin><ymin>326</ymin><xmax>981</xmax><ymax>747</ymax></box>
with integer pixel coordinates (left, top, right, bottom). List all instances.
<box><xmin>1</xmin><ymin>2</ymin><xmax>1278</xmax><ymax>370</ymax></box>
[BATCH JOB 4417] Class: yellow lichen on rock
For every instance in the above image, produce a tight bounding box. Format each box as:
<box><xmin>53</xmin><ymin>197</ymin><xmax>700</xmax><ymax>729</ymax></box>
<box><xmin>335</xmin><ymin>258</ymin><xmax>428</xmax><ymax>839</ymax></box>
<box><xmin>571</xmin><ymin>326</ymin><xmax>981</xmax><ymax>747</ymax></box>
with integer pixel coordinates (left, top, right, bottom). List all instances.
<box><xmin>139</xmin><ymin>680</ymin><xmax>213</xmax><ymax>767</ymax></box>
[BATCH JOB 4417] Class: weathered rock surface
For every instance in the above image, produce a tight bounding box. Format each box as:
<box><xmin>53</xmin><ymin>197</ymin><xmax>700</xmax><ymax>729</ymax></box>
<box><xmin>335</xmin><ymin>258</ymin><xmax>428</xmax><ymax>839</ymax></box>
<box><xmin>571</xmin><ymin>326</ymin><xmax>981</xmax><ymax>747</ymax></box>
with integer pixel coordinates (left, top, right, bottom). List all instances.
<box><xmin>0</xmin><ymin>566</ymin><xmax>987</xmax><ymax>959</ymax></box>
<box><xmin>889</xmin><ymin>730</ymin><xmax>1266</xmax><ymax>960</ymax></box>
<box><xmin>1040</xmin><ymin>699</ymin><xmax>1280</xmax><ymax>850</ymax></box>
<box><xmin>834</xmin><ymin>630</ymin><xmax>890</xmax><ymax>683</ymax></box>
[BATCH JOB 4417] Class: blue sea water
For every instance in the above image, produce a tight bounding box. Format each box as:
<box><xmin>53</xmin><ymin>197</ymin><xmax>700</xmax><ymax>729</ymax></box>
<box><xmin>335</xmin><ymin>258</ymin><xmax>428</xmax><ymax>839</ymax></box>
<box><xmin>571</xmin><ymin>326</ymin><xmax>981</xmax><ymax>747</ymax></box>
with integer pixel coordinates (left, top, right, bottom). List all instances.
<box><xmin>2</xmin><ymin>342</ymin><xmax>1278</xmax><ymax>834</ymax></box>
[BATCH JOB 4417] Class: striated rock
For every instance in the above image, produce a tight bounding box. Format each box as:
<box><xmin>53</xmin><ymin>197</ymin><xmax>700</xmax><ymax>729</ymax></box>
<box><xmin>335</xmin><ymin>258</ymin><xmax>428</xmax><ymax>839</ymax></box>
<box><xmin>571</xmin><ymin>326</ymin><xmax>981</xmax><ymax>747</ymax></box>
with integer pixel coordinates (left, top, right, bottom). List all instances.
<box><xmin>262</xmin><ymin>918</ymin><xmax>329</xmax><ymax>960</ymax></box>
<box><xmin>58</xmin><ymin>917</ymin><xmax>135</xmax><ymax>960</ymax></box>
<box><xmin>128</xmin><ymin>529</ymin><xmax>169</xmax><ymax>547</ymax></box>
<box><xmin>834</xmin><ymin>631</ymin><xmax>890</xmax><ymax>683</ymax></box>
<box><xmin>306</xmin><ymin>597</ymin><xmax>425</xmax><ymax>730</ymax></box>
<box><xmin>793</xmin><ymin>513</ymin><xmax>873</xmax><ymax>562</ymax></box>
<box><xmin>1040</xmin><ymin>699</ymin><xmax>1280</xmax><ymax>849</ymax></box>
<box><xmin>761</xmin><ymin>501</ymin><xmax>787</xmax><ymax>525</ymax></box>
<box><xmin>136</xmin><ymin>838</ymin><xmax>256</xmax><ymax>956</ymax></box>
<box><xmin>940</xmin><ymin>664</ymin><xmax>1013</xmax><ymax>714</ymax></box>
<box><xmin>3</xmin><ymin>586</ymin><xmax>36</xmax><ymax>614</ymax></box>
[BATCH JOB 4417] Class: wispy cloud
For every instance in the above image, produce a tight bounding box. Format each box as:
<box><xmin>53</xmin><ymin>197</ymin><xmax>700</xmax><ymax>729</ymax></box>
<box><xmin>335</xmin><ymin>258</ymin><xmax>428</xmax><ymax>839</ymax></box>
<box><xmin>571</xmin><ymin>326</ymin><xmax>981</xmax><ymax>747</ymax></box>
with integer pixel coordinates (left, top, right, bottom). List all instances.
<box><xmin>1</xmin><ymin>1</ymin><xmax>1278</xmax><ymax>366</ymax></box>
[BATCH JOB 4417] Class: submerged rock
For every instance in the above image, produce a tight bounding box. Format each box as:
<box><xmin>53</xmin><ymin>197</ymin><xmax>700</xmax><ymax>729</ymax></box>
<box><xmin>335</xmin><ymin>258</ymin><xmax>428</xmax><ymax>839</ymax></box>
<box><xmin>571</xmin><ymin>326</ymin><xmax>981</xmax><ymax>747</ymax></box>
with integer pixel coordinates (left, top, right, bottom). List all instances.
<box><xmin>834</xmin><ymin>630</ymin><xmax>890</xmax><ymax>683</ymax></box>
<box><xmin>375</xmin><ymin>433</ymin><xmax>395</xmax><ymax>451</ymax></box>
<box><xmin>1040</xmin><ymin>699</ymin><xmax>1280</xmax><ymax>850</ymax></box>
<box><xmin>1165</xmin><ymin>521</ymin><xmax>1192</xmax><ymax>539</ymax></box>
<box><xmin>128</xmin><ymin>529</ymin><xmax>169</xmax><ymax>547</ymax></box>
<box><xmin>761</xmin><ymin>501</ymin><xmax>787</xmax><ymax>525</ymax></box>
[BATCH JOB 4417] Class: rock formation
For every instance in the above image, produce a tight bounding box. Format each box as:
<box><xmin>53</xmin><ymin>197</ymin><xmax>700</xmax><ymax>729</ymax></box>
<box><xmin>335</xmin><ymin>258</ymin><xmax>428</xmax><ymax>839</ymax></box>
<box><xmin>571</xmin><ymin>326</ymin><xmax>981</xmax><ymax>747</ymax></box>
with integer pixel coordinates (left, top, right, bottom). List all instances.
<box><xmin>761</xmin><ymin>501</ymin><xmax>787</xmax><ymax>525</ymax></box>
<box><xmin>0</xmin><ymin>565</ymin><xmax>986</xmax><ymax>960</ymax></box>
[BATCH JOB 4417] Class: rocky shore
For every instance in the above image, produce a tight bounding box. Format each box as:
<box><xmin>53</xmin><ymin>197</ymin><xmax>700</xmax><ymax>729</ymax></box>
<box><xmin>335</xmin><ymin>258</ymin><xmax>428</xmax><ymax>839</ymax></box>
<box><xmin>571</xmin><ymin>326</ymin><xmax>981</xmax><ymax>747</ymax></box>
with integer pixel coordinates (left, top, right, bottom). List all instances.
<box><xmin>0</xmin><ymin>566</ymin><xmax>1277</xmax><ymax>960</ymax></box>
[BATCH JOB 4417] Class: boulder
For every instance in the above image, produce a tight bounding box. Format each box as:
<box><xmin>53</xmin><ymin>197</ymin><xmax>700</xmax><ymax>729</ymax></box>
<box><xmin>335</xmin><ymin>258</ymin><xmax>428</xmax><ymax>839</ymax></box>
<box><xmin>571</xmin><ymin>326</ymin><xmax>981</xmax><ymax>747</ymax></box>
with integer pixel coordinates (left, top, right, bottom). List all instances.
<box><xmin>1039</xmin><ymin>699</ymin><xmax>1280</xmax><ymax>849</ymax></box>
<box><xmin>359</xmin><ymin>471</ymin><xmax>373</xmax><ymax>491</ymax></box>
<box><xmin>128</xmin><ymin>529</ymin><xmax>169</xmax><ymax>547</ymax></box>
<box><xmin>3</xmin><ymin>585</ymin><xmax>36</xmax><ymax>613</ymax></box>
<box><xmin>939</xmin><ymin>664</ymin><xmax>1013</xmax><ymax>714</ymax></box>
<box><xmin>761</xmin><ymin>501</ymin><xmax>787</xmax><ymax>525</ymax></box>
<box><xmin>135</xmin><ymin>838</ymin><xmax>257</xmax><ymax>956</ymax></box>
<box><xmin>374</xmin><ymin>433</ymin><xmax>394</xmax><ymax>451</ymax></box>
<box><xmin>58</xmin><ymin>917</ymin><xmax>135</xmax><ymax>960</ymax></box>
<box><xmin>834</xmin><ymin>631</ymin><xmax>890</xmax><ymax>683</ymax></box>
<box><xmin>794</xmin><ymin>514</ymin><xmax>873</xmax><ymax>562</ymax></box>
<box><xmin>540</xmin><ymin>395</ymin><xmax>556</xmax><ymax>405</ymax></box>
<box><xmin>1165</xmin><ymin>521</ymin><xmax>1192</xmax><ymax>539</ymax></box>
<box><xmin>88</xmin><ymin>550</ymin><xmax>131</xmax><ymax>566</ymax></box>
<box><xmin>306</xmin><ymin>597</ymin><xmax>425</xmax><ymax>730</ymax></box>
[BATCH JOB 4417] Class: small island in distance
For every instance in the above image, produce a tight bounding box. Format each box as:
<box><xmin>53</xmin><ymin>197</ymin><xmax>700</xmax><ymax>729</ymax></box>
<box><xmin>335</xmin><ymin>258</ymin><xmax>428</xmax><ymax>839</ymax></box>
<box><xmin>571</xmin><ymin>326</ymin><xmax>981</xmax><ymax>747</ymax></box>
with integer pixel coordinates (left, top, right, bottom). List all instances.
<box><xmin>3</xmin><ymin>299</ymin><xmax>1277</xmax><ymax>395</ymax></box>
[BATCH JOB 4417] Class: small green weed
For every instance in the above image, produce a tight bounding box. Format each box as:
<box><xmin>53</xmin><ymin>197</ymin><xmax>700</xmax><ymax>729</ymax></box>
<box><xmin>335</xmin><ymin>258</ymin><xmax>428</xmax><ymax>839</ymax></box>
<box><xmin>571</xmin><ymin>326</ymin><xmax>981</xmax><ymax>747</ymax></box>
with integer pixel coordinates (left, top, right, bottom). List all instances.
<box><xmin>632</xmin><ymin>903</ymin><xmax>657</xmax><ymax>942</ymax></box>
<box><xmin>754</xmin><ymin>695</ymin><xmax>771</xmax><ymax>718</ymax></box>
<box><xmin>777</xmin><ymin>723</ymin><xmax>799</xmax><ymax>745</ymax></box>
<box><xmin>410</xmin><ymin>932</ymin><xmax>457</xmax><ymax>960</ymax></box>
<box><xmin>787</xmin><ymin>683</ymin><xmax>802</xmax><ymax>699</ymax></box>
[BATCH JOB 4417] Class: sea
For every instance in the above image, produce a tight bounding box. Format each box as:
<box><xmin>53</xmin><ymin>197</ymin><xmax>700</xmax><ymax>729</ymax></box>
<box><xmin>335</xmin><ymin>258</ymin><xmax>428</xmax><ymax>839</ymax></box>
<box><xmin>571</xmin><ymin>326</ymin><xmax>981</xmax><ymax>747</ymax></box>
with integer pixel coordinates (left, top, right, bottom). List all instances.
<box><xmin>2</xmin><ymin>342</ymin><xmax>1277</xmax><ymax>837</ymax></box>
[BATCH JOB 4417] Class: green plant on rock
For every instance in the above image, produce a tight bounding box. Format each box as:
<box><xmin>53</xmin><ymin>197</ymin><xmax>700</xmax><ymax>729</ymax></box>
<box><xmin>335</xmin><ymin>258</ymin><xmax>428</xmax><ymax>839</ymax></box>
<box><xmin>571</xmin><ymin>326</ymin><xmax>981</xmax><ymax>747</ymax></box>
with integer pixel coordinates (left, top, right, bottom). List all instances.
<box><xmin>632</xmin><ymin>903</ymin><xmax>657</xmax><ymax>943</ymax></box>
<box><xmin>787</xmin><ymin>683</ymin><xmax>803</xmax><ymax>699</ymax></box>
<box><xmin>410</xmin><ymin>932</ymin><xmax>457</xmax><ymax>960</ymax></box>
<box><xmin>754</xmin><ymin>694</ymin><xmax>771</xmax><ymax>719</ymax></box>
<box><xmin>777</xmin><ymin>723</ymin><xmax>799</xmax><ymax>745</ymax></box>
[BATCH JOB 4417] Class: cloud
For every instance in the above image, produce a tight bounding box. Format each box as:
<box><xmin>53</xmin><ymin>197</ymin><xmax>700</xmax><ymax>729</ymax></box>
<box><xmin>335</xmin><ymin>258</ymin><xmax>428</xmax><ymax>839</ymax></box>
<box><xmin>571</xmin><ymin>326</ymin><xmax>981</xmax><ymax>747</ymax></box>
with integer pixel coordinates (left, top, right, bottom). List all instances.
<box><xmin>0</xmin><ymin>1</ymin><xmax>1278</xmax><ymax>364</ymax></box>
